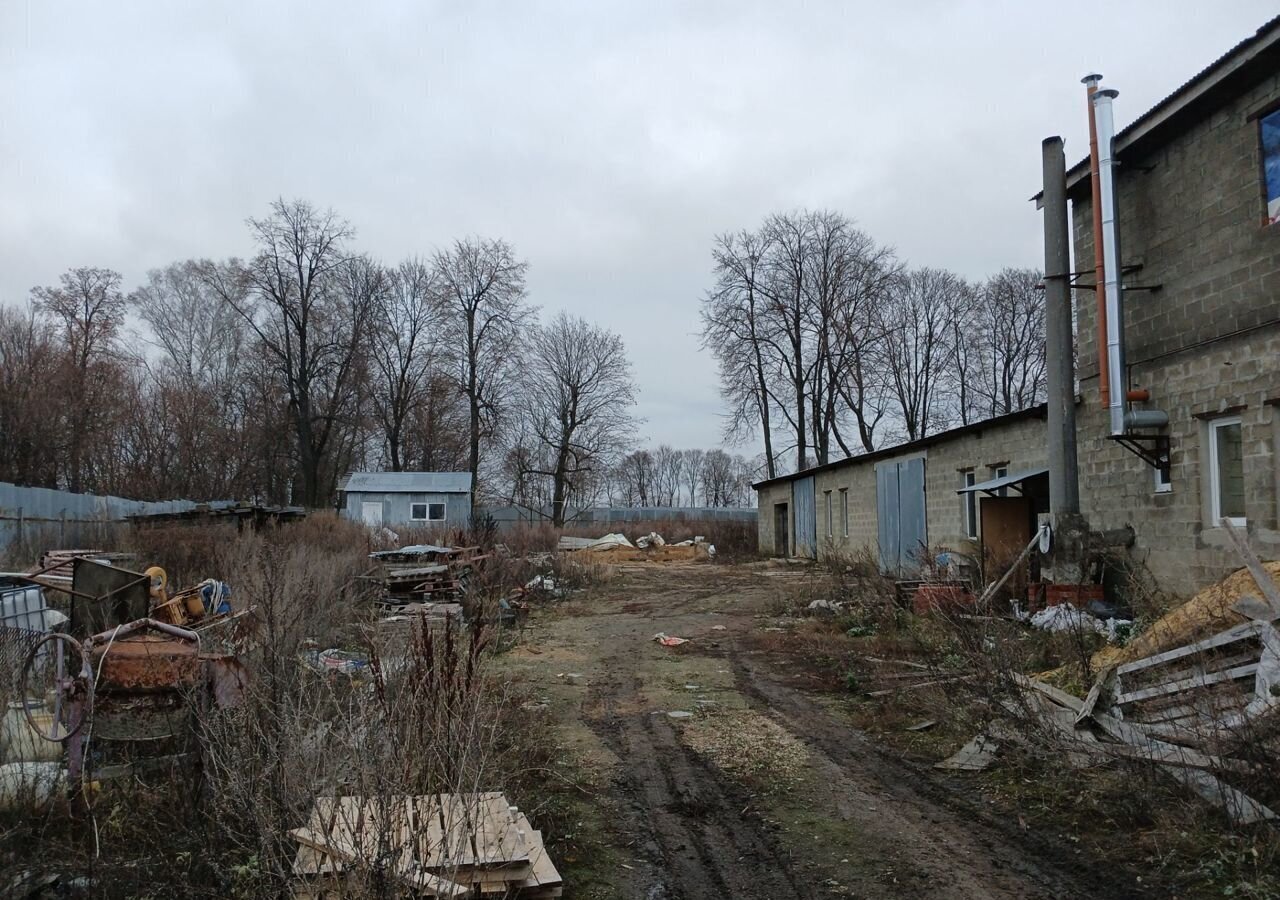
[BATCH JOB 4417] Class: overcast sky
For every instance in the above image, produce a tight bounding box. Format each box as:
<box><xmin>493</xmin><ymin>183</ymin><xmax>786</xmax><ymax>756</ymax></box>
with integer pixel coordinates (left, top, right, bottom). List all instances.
<box><xmin>2</xmin><ymin>1</ymin><xmax>1274</xmax><ymax>450</ymax></box>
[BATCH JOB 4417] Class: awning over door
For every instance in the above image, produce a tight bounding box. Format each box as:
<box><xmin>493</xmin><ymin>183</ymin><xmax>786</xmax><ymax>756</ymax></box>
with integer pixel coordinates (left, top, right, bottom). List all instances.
<box><xmin>956</xmin><ymin>467</ymin><xmax>1048</xmax><ymax>495</ymax></box>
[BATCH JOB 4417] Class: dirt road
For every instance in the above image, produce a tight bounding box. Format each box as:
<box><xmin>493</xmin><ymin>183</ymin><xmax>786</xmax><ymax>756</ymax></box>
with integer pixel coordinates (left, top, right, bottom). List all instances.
<box><xmin>505</xmin><ymin>563</ymin><xmax>1137</xmax><ymax>900</ymax></box>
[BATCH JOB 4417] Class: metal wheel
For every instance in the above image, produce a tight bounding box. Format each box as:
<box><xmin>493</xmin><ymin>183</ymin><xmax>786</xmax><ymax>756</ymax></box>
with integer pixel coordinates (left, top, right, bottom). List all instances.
<box><xmin>19</xmin><ymin>633</ymin><xmax>92</xmax><ymax>742</ymax></box>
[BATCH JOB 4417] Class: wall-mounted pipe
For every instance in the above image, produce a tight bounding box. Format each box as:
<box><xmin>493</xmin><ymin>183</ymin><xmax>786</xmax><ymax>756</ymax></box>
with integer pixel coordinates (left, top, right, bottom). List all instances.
<box><xmin>1083</xmin><ymin>74</ymin><xmax>1110</xmax><ymax>410</ymax></box>
<box><xmin>1093</xmin><ymin>87</ymin><xmax>1168</xmax><ymax>434</ymax></box>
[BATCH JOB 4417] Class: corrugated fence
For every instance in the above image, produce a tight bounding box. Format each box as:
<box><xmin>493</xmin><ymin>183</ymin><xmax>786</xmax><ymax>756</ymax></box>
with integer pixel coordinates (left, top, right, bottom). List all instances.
<box><xmin>485</xmin><ymin>506</ymin><xmax>756</xmax><ymax>526</ymax></box>
<box><xmin>0</xmin><ymin>482</ymin><xmax>235</xmax><ymax>555</ymax></box>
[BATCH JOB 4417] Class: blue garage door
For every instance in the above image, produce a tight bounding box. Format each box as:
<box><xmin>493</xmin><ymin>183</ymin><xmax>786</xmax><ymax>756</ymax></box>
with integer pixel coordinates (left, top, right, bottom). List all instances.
<box><xmin>793</xmin><ymin>475</ymin><xmax>817</xmax><ymax>559</ymax></box>
<box><xmin>876</xmin><ymin>457</ymin><xmax>927</xmax><ymax>575</ymax></box>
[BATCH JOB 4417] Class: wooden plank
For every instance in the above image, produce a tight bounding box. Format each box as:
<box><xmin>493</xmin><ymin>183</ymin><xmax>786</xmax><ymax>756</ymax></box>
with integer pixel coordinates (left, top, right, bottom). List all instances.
<box><xmin>1116</xmin><ymin>620</ymin><xmax>1267</xmax><ymax>677</ymax></box>
<box><xmin>1011</xmin><ymin>672</ymin><xmax>1082</xmax><ymax>711</ymax></box>
<box><xmin>484</xmin><ymin>794</ymin><xmax>528</xmax><ymax>865</ymax></box>
<box><xmin>1116</xmin><ymin>663</ymin><xmax>1259</xmax><ymax>706</ymax></box>
<box><xmin>934</xmin><ymin>734</ymin><xmax>999</xmax><ymax>771</ymax></box>
<box><xmin>1233</xmin><ymin>594</ymin><xmax>1275</xmax><ymax>621</ymax></box>
<box><xmin>1089</xmin><ymin>714</ymin><xmax>1274</xmax><ymax>825</ymax></box>
<box><xmin>290</xmin><ymin>826</ymin><xmax>469</xmax><ymax>898</ymax></box>
<box><xmin>1222</xmin><ymin>521</ymin><xmax>1280</xmax><ymax>615</ymax></box>
<box><xmin>436</xmin><ymin>794</ymin><xmax>476</xmax><ymax>867</ymax></box>
<box><xmin>1075</xmin><ymin>665</ymin><xmax>1115</xmax><ymax>726</ymax></box>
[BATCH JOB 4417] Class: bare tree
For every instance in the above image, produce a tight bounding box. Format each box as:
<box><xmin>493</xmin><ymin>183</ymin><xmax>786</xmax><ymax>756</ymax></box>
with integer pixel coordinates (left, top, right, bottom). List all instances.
<box><xmin>203</xmin><ymin>199</ymin><xmax>374</xmax><ymax>506</ymax></box>
<box><xmin>881</xmin><ymin>267</ymin><xmax>967</xmax><ymax>441</ymax></box>
<box><xmin>368</xmin><ymin>259</ymin><xmax>441</xmax><ymax>471</ymax></box>
<box><xmin>615</xmin><ymin>450</ymin><xmax>654</xmax><ymax>507</ymax></box>
<box><xmin>522</xmin><ymin>313</ymin><xmax>636</xmax><ymax>526</ymax></box>
<box><xmin>31</xmin><ymin>267</ymin><xmax>128</xmax><ymax>491</ymax></box>
<box><xmin>681</xmin><ymin>448</ymin><xmax>705</xmax><ymax>506</ymax></box>
<box><xmin>700</xmin><ymin>449</ymin><xmax>739</xmax><ymax>507</ymax></box>
<box><xmin>651</xmin><ymin>445</ymin><xmax>683</xmax><ymax>506</ymax></box>
<box><xmin>434</xmin><ymin>237</ymin><xmax>533</xmax><ymax>504</ymax></box>
<box><xmin>703</xmin><ymin>229</ymin><xmax>778</xmax><ymax>478</ymax></box>
<box><xmin>973</xmin><ymin>268</ymin><xmax>1047</xmax><ymax>418</ymax></box>
<box><xmin>0</xmin><ymin>304</ymin><xmax>62</xmax><ymax>487</ymax></box>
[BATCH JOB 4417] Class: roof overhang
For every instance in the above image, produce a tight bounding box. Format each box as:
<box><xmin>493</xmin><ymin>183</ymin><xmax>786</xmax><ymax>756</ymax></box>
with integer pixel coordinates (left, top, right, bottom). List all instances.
<box><xmin>956</xmin><ymin>467</ymin><xmax>1049</xmax><ymax>496</ymax></box>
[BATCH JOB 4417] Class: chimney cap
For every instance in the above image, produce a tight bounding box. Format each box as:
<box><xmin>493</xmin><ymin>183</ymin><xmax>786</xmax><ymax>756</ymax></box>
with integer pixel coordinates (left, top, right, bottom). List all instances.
<box><xmin>1081</xmin><ymin>73</ymin><xmax>1103</xmax><ymax>85</ymax></box>
<box><xmin>1097</xmin><ymin>88</ymin><xmax>1119</xmax><ymax>99</ymax></box>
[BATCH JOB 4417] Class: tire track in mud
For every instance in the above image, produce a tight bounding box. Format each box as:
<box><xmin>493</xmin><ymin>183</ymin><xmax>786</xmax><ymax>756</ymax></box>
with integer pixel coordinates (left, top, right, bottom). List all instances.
<box><xmin>729</xmin><ymin>649</ymin><xmax>1146</xmax><ymax>900</ymax></box>
<box><xmin>586</xmin><ymin>665</ymin><xmax>813</xmax><ymax>900</ymax></box>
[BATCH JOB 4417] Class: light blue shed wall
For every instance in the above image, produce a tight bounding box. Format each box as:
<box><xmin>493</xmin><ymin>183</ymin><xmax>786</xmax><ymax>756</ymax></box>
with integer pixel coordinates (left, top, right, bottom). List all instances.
<box><xmin>342</xmin><ymin>491</ymin><xmax>472</xmax><ymax>527</ymax></box>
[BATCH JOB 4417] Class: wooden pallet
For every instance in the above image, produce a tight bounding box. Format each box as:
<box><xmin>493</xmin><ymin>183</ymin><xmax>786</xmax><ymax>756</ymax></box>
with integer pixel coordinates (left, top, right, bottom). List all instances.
<box><xmin>291</xmin><ymin>792</ymin><xmax>562</xmax><ymax>898</ymax></box>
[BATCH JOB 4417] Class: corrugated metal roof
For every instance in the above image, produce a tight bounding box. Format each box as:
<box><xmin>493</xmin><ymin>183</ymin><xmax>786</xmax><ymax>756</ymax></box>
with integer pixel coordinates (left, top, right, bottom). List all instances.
<box><xmin>956</xmin><ymin>468</ymin><xmax>1049</xmax><ymax>495</ymax></box>
<box><xmin>752</xmin><ymin>404</ymin><xmax>1048</xmax><ymax>491</ymax></box>
<box><xmin>340</xmin><ymin>472</ymin><xmax>472</xmax><ymax>494</ymax></box>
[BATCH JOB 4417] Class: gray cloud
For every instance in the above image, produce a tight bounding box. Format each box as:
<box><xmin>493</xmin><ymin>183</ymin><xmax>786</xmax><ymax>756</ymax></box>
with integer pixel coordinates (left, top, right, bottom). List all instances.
<box><xmin>3</xmin><ymin>0</ymin><xmax>1274</xmax><ymax>449</ymax></box>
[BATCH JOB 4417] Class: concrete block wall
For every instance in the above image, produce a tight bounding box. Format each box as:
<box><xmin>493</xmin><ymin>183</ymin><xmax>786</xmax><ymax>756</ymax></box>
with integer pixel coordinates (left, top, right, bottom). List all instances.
<box><xmin>756</xmin><ymin>482</ymin><xmax>790</xmax><ymax>555</ymax></box>
<box><xmin>1073</xmin><ymin>71</ymin><xmax>1280</xmax><ymax>381</ymax></box>
<box><xmin>1076</xmin><ymin>328</ymin><xmax>1280</xmax><ymax>590</ymax></box>
<box><xmin>814</xmin><ymin>459</ymin><xmax>879</xmax><ymax>558</ymax></box>
<box><xmin>921</xmin><ymin>414</ymin><xmax>1049</xmax><ymax>550</ymax></box>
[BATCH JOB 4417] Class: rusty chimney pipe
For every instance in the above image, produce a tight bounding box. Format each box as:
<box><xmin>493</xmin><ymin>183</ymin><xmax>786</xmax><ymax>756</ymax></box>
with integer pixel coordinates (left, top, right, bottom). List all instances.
<box><xmin>1083</xmin><ymin>73</ymin><xmax>1110</xmax><ymax>410</ymax></box>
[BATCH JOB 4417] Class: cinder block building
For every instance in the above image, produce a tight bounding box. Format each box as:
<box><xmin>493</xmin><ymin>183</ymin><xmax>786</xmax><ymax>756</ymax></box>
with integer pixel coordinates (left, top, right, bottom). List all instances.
<box><xmin>754</xmin><ymin>17</ymin><xmax>1280</xmax><ymax>598</ymax></box>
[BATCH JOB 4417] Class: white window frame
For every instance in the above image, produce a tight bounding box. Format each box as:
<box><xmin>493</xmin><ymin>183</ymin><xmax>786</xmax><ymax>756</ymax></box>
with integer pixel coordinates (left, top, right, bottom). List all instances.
<box><xmin>963</xmin><ymin>470</ymin><xmax>978</xmax><ymax>538</ymax></box>
<box><xmin>410</xmin><ymin>501</ymin><xmax>448</xmax><ymax>523</ymax></box>
<box><xmin>840</xmin><ymin>488</ymin><xmax>849</xmax><ymax>538</ymax></box>
<box><xmin>991</xmin><ymin>465</ymin><xmax>1009</xmax><ymax>498</ymax></box>
<box><xmin>1207</xmin><ymin>415</ymin><xmax>1246</xmax><ymax>526</ymax></box>
<box><xmin>824</xmin><ymin>490</ymin><xmax>833</xmax><ymax>537</ymax></box>
<box><xmin>1153</xmin><ymin>462</ymin><xmax>1172</xmax><ymax>494</ymax></box>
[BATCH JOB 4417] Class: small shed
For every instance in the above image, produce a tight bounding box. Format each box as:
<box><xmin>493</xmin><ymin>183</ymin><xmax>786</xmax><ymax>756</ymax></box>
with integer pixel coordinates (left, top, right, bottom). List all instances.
<box><xmin>339</xmin><ymin>472</ymin><xmax>472</xmax><ymax>529</ymax></box>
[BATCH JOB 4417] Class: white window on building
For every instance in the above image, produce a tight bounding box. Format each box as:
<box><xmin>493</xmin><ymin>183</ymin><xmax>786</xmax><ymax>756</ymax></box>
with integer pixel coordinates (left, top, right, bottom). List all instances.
<box><xmin>1208</xmin><ymin>416</ymin><xmax>1245</xmax><ymax>526</ymax></box>
<box><xmin>410</xmin><ymin>501</ymin><xmax>448</xmax><ymax>522</ymax></box>
<box><xmin>824</xmin><ymin>490</ymin><xmax>833</xmax><ymax>537</ymax></box>
<box><xmin>990</xmin><ymin>464</ymin><xmax>1009</xmax><ymax>497</ymax></box>
<box><xmin>840</xmin><ymin>488</ymin><xmax>849</xmax><ymax>538</ymax></box>
<box><xmin>1154</xmin><ymin>460</ymin><xmax>1172</xmax><ymax>493</ymax></box>
<box><xmin>962</xmin><ymin>470</ymin><xmax>978</xmax><ymax>538</ymax></box>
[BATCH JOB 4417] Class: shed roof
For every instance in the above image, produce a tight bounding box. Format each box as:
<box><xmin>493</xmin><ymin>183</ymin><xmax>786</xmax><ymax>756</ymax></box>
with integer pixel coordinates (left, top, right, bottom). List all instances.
<box><xmin>956</xmin><ymin>467</ymin><xmax>1048</xmax><ymax>495</ymax></box>
<box><xmin>339</xmin><ymin>472</ymin><xmax>472</xmax><ymax>494</ymax></box>
<box><xmin>1063</xmin><ymin>16</ymin><xmax>1280</xmax><ymax>196</ymax></box>
<box><xmin>751</xmin><ymin>404</ymin><xmax>1048</xmax><ymax>491</ymax></box>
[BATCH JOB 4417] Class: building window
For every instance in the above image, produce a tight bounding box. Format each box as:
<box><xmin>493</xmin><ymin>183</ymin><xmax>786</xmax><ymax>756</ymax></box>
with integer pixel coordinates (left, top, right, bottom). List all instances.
<box><xmin>824</xmin><ymin>490</ymin><xmax>833</xmax><ymax>537</ymax></box>
<box><xmin>1154</xmin><ymin>462</ymin><xmax>1172</xmax><ymax>494</ymax></box>
<box><xmin>991</xmin><ymin>465</ymin><xmax>1009</xmax><ymax>497</ymax></box>
<box><xmin>410</xmin><ymin>502</ymin><xmax>447</xmax><ymax>522</ymax></box>
<box><xmin>1263</xmin><ymin>107</ymin><xmax>1280</xmax><ymax>225</ymax></box>
<box><xmin>963</xmin><ymin>470</ymin><xmax>978</xmax><ymax>538</ymax></box>
<box><xmin>1208</xmin><ymin>416</ymin><xmax>1245</xmax><ymax>526</ymax></box>
<box><xmin>840</xmin><ymin>488</ymin><xmax>849</xmax><ymax>537</ymax></box>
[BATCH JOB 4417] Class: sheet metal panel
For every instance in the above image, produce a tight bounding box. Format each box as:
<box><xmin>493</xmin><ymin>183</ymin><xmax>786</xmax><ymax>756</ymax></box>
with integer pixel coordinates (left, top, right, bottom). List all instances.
<box><xmin>792</xmin><ymin>476</ymin><xmax>817</xmax><ymax>559</ymax></box>
<box><xmin>876</xmin><ymin>463</ymin><xmax>899</xmax><ymax>573</ymax></box>
<box><xmin>898</xmin><ymin>457</ymin><xmax>928</xmax><ymax>570</ymax></box>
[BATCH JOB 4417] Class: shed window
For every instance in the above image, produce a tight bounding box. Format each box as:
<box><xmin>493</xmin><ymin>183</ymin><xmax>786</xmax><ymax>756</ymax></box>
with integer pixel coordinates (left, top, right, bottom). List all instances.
<box><xmin>1263</xmin><ymin>107</ymin><xmax>1280</xmax><ymax>225</ymax></box>
<box><xmin>840</xmin><ymin>488</ymin><xmax>849</xmax><ymax>538</ymax></box>
<box><xmin>1208</xmin><ymin>416</ymin><xmax>1245</xmax><ymax>526</ymax></box>
<box><xmin>824</xmin><ymin>490</ymin><xmax>833</xmax><ymax>537</ymax></box>
<box><xmin>410</xmin><ymin>502</ymin><xmax>447</xmax><ymax>522</ymax></box>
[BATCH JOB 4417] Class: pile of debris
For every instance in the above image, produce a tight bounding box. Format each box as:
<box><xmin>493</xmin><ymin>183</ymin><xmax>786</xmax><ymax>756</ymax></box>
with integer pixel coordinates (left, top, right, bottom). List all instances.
<box><xmin>290</xmin><ymin>792</ymin><xmax>561</xmax><ymax>898</ymax></box>
<box><xmin>370</xmin><ymin>545</ymin><xmax>487</xmax><ymax>609</ymax></box>
<box><xmin>556</xmin><ymin>532</ymin><xmax>715</xmax><ymax>564</ymax></box>
<box><xmin>941</xmin><ymin>541</ymin><xmax>1280</xmax><ymax>825</ymax></box>
<box><xmin>25</xmin><ymin>549</ymin><xmax>138</xmax><ymax>591</ymax></box>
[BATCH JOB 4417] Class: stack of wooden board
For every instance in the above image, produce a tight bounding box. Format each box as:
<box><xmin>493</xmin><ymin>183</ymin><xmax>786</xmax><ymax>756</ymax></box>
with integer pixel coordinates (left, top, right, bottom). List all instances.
<box><xmin>290</xmin><ymin>792</ymin><xmax>562</xmax><ymax>899</ymax></box>
<box><xmin>372</xmin><ymin>546</ymin><xmax>488</xmax><ymax>607</ymax></box>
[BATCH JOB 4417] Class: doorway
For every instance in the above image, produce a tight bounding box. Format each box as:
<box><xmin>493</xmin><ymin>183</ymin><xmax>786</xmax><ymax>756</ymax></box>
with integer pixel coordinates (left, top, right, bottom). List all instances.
<box><xmin>361</xmin><ymin>501</ymin><xmax>384</xmax><ymax>527</ymax></box>
<box><xmin>774</xmin><ymin>503</ymin><xmax>790</xmax><ymax>557</ymax></box>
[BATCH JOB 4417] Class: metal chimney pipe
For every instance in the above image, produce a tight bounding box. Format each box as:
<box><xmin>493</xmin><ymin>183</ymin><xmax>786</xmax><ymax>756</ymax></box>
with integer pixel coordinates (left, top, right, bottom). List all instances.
<box><xmin>1082</xmin><ymin>74</ymin><xmax>1110</xmax><ymax>411</ymax></box>
<box><xmin>1093</xmin><ymin>87</ymin><xmax>1168</xmax><ymax>434</ymax></box>
<box><xmin>1093</xmin><ymin>88</ymin><xmax>1128</xmax><ymax>435</ymax></box>
<box><xmin>1042</xmin><ymin>136</ymin><xmax>1080</xmax><ymax>515</ymax></box>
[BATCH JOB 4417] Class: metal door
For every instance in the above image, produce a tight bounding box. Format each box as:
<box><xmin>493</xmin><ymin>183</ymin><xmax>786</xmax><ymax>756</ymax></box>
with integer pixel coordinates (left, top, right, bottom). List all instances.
<box><xmin>360</xmin><ymin>501</ymin><xmax>383</xmax><ymax>527</ymax></box>
<box><xmin>876</xmin><ymin>463</ymin><xmax>900</xmax><ymax>573</ymax></box>
<box><xmin>898</xmin><ymin>457</ymin><xmax>927</xmax><ymax>569</ymax></box>
<box><xmin>792</xmin><ymin>476</ymin><xmax>816</xmax><ymax>558</ymax></box>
